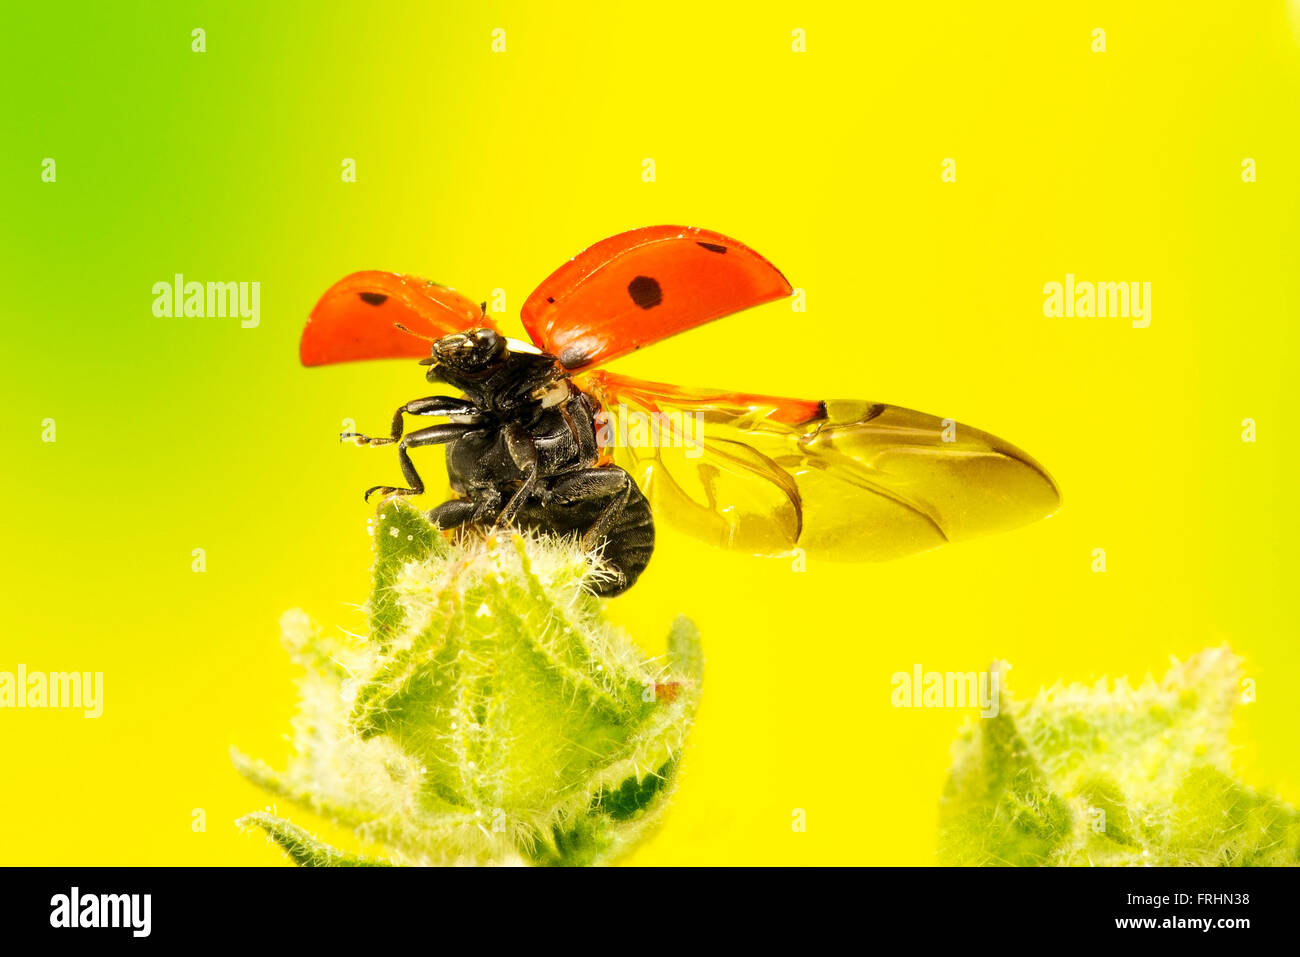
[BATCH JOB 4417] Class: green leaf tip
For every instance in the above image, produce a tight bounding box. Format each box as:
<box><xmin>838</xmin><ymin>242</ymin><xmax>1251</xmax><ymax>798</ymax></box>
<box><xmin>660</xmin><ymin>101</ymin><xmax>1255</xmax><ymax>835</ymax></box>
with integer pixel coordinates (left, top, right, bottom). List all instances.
<box><xmin>237</xmin><ymin>812</ymin><xmax>390</xmax><ymax>867</ymax></box>
<box><xmin>938</xmin><ymin>646</ymin><xmax>1300</xmax><ymax>866</ymax></box>
<box><xmin>236</xmin><ymin>501</ymin><xmax>703</xmax><ymax>866</ymax></box>
<box><xmin>368</xmin><ymin>499</ymin><xmax>447</xmax><ymax>648</ymax></box>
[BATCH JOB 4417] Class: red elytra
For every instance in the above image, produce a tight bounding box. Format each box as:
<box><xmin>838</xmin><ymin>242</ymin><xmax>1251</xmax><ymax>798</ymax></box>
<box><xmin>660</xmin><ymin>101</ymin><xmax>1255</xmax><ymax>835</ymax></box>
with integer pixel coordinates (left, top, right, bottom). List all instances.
<box><xmin>300</xmin><ymin>270</ymin><xmax>496</xmax><ymax>367</ymax></box>
<box><xmin>520</xmin><ymin>225</ymin><xmax>792</xmax><ymax>369</ymax></box>
<box><xmin>300</xmin><ymin>226</ymin><xmax>788</xmax><ymax>370</ymax></box>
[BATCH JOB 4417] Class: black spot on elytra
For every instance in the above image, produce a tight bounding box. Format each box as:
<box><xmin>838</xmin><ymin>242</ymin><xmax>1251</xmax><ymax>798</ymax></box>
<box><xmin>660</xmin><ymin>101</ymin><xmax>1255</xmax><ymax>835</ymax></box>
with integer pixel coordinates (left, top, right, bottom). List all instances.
<box><xmin>546</xmin><ymin>296</ymin><xmax>556</xmax><ymax>304</ymax></box>
<box><xmin>358</xmin><ymin>292</ymin><xmax>389</xmax><ymax>306</ymax></box>
<box><xmin>627</xmin><ymin>275</ymin><xmax>662</xmax><ymax>309</ymax></box>
<box><xmin>697</xmin><ymin>241</ymin><xmax>727</xmax><ymax>254</ymax></box>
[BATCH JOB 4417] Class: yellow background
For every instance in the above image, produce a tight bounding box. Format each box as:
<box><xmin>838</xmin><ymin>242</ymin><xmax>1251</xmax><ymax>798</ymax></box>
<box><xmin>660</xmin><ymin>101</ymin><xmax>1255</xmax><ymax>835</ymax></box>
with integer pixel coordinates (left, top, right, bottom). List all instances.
<box><xmin>1</xmin><ymin>2</ymin><xmax>1296</xmax><ymax>865</ymax></box>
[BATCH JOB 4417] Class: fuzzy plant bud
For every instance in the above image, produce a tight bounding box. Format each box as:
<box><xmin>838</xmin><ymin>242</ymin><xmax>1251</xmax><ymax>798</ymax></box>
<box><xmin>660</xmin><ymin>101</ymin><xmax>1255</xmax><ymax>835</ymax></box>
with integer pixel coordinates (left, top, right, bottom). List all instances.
<box><xmin>939</xmin><ymin>647</ymin><xmax>1300</xmax><ymax>865</ymax></box>
<box><xmin>234</xmin><ymin>500</ymin><xmax>702</xmax><ymax>866</ymax></box>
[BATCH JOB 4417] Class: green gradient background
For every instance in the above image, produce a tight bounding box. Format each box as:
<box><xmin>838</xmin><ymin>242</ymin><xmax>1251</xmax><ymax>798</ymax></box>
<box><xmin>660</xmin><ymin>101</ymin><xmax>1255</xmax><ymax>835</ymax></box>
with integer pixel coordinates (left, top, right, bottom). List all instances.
<box><xmin>1</xmin><ymin>2</ymin><xmax>1296</xmax><ymax>865</ymax></box>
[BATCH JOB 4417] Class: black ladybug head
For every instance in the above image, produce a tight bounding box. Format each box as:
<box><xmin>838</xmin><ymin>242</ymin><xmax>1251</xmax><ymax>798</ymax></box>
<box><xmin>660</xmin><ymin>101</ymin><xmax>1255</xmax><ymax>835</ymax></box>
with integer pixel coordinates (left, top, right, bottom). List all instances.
<box><xmin>421</xmin><ymin>327</ymin><xmax>507</xmax><ymax>384</ymax></box>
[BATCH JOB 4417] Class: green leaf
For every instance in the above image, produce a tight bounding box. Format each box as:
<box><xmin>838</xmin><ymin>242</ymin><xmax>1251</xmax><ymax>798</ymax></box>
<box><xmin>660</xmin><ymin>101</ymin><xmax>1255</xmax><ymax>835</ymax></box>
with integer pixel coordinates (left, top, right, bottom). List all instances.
<box><xmin>368</xmin><ymin>499</ymin><xmax>445</xmax><ymax>648</ymax></box>
<box><xmin>237</xmin><ymin>812</ymin><xmax>390</xmax><ymax>867</ymax></box>
<box><xmin>667</xmin><ymin>615</ymin><xmax>704</xmax><ymax>682</ymax></box>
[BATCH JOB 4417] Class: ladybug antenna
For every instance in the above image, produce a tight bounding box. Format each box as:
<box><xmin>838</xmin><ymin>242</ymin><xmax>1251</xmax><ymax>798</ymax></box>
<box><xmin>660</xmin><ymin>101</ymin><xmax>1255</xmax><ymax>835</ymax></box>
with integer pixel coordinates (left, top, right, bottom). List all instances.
<box><xmin>393</xmin><ymin>322</ymin><xmax>438</xmax><ymax>343</ymax></box>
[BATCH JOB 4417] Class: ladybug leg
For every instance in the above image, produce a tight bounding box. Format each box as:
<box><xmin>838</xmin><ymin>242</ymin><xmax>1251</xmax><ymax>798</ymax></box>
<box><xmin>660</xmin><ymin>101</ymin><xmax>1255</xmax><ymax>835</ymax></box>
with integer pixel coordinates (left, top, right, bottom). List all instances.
<box><xmin>470</xmin><ymin>488</ymin><xmax>504</xmax><ymax>523</ymax></box>
<box><xmin>571</xmin><ymin>470</ymin><xmax>653</xmax><ymax>597</ymax></box>
<box><xmin>539</xmin><ymin>468</ymin><xmax>633</xmax><ymax>549</ymax></box>
<box><xmin>364</xmin><ymin>423</ymin><xmax>477</xmax><ymax>501</ymax></box>
<box><xmin>428</xmin><ymin>498</ymin><xmax>478</xmax><ymax>530</ymax></box>
<box><xmin>341</xmin><ymin>433</ymin><xmax>395</xmax><ymax>447</ymax></box>
<box><xmin>577</xmin><ymin>471</ymin><xmax>634</xmax><ymax>552</ymax></box>
<box><xmin>493</xmin><ymin>423</ymin><xmax>542</xmax><ymax>527</ymax></box>
<box><xmin>518</xmin><ymin>468</ymin><xmax>652</xmax><ymax>596</ymax></box>
<box><xmin>343</xmin><ymin>396</ymin><xmax>480</xmax><ymax>446</ymax></box>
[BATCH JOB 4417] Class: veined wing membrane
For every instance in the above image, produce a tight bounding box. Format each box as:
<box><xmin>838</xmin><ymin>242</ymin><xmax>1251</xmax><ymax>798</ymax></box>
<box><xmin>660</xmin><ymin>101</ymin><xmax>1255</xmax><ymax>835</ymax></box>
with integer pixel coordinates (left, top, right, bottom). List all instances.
<box><xmin>576</xmin><ymin>371</ymin><xmax>1061</xmax><ymax>561</ymax></box>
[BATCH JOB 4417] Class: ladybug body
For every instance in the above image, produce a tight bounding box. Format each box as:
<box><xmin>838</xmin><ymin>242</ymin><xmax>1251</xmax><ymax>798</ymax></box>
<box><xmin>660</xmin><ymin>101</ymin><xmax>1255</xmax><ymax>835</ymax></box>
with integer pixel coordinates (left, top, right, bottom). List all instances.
<box><xmin>344</xmin><ymin>327</ymin><xmax>653</xmax><ymax>594</ymax></box>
